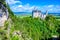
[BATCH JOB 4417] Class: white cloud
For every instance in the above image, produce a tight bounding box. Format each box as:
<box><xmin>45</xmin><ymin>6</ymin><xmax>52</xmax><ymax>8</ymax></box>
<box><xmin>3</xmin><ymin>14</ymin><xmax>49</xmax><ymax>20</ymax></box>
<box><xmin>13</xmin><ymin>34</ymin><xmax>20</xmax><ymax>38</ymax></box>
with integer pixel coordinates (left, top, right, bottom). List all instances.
<box><xmin>18</xmin><ymin>5</ymin><xmax>23</xmax><ymax>8</ymax></box>
<box><xmin>11</xmin><ymin>4</ymin><xmax>60</xmax><ymax>13</ymax></box>
<box><xmin>39</xmin><ymin>5</ymin><xmax>60</xmax><ymax>13</ymax></box>
<box><xmin>47</xmin><ymin>5</ymin><xmax>54</xmax><ymax>8</ymax></box>
<box><xmin>6</xmin><ymin>0</ymin><xmax>60</xmax><ymax>13</ymax></box>
<box><xmin>11</xmin><ymin>3</ymin><xmax>36</xmax><ymax>12</ymax></box>
<box><xmin>48</xmin><ymin>5</ymin><xmax>60</xmax><ymax>13</ymax></box>
<box><xmin>6</xmin><ymin>0</ymin><xmax>22</xmax><ymax>4</ymax></box>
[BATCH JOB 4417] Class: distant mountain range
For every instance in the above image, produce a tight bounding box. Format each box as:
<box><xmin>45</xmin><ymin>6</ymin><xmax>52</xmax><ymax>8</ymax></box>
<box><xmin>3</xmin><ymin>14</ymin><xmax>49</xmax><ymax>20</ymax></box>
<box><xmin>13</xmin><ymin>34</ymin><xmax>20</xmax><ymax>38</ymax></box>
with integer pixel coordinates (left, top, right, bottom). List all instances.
<box><xmin>14</xmin><ymin>12</ymin><xmax>60</xmax><ymax>16</ymax></box>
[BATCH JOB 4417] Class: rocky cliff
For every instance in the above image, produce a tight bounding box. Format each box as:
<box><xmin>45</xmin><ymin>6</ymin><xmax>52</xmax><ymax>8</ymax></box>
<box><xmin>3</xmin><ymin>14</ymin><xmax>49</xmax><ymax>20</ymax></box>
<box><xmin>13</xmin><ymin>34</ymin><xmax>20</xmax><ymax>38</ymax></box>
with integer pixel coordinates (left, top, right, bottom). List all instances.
<box><xmin>0</xmin><ymin>2</ymin><xmax>9</xmax><ymax>27</ymax></box>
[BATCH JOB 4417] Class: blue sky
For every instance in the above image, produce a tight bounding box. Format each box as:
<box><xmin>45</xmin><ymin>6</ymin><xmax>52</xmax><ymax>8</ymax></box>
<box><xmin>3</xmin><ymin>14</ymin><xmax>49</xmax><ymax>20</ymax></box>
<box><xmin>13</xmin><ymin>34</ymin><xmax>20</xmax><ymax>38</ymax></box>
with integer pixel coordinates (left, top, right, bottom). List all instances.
<box><xmin>6</xmin><ymin>0</ymin><xmax>60</xmax><ymax>13</ymax></box>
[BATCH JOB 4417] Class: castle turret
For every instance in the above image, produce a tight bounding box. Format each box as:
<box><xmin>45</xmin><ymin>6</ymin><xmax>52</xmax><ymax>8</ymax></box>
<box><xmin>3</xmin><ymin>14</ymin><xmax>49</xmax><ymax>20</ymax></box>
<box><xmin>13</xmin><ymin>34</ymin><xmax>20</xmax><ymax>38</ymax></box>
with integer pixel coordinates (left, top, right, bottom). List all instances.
<box><xmin>46</xmin><ymin>10</ymin><xmax>48</xmax><ymax>16</ymax></box>
<box><xmin>32</xmin><ymin>10</ymin><xmax>41</xmax><ymax>18</ymax></box>
<box><xmin>32</xmin><ymin>7</ymin><xmax>42</xmax><ymax>18</ymax></box>
<box><xmin>32</xmin><ymin>7</ymin><xmax>48</xmax><ymax>20</ymax></box>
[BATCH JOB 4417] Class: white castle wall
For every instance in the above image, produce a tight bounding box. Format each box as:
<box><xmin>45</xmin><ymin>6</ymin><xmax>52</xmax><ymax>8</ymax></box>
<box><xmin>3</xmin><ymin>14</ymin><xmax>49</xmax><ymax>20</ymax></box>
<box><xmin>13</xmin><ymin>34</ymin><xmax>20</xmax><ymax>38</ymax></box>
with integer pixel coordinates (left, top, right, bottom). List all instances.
<box><xmin>33</xmin><ymin>12</ymin><xmax>40</xmax><ymax>18</ymax></box>
<box><xmin>32</xmin><ymin>10</ymin><xmax>48</xmax><ymax>19</ymax></box>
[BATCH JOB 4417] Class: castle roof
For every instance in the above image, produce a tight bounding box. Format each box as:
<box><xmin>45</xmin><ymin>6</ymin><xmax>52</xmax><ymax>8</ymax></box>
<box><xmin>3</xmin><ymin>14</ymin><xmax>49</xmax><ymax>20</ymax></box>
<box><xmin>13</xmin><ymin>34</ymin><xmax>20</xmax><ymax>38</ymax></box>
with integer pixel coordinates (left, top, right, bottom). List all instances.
<box><xmin>32</xmin><ymin>10</ymin><xmax>41</xmax><ymax>13</ymax></box>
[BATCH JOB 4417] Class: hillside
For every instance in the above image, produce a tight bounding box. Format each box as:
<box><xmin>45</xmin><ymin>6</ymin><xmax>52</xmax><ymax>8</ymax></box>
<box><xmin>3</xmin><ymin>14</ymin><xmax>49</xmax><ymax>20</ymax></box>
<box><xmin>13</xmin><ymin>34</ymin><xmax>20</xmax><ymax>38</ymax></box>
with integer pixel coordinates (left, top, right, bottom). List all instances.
<box><xmin>0</xmin><ymin>0</ymin><xmax>60</xmax><ymax>40</ymax></box>
<box><xmin>8</xmin><ymin>15</ymin><xmax>60</xmax><ymax>40</ymax></box>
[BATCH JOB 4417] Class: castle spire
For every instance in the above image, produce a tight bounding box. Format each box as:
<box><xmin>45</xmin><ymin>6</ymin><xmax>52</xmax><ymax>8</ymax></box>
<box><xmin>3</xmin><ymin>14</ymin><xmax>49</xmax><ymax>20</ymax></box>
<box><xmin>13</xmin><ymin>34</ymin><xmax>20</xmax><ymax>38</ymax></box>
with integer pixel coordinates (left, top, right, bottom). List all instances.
<box><xmin>33</xmin><ymin>6</ymin><xmax>37</xmax><ymax>10</ymax></box>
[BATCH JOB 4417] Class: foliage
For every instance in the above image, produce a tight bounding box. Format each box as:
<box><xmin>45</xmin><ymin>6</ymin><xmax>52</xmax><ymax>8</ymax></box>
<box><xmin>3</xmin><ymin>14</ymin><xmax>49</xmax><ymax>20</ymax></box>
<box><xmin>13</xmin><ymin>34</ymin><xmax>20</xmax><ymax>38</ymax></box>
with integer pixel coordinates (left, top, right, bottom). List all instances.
<box><xmin>9</xmin><ymin>16</ymin><xmax>60</xmax><ymax>40</ymax></box>
<box><xmin>0</xmin><ymin>0</ymin><xmax>5</xmax><ymax>3</ymax></box>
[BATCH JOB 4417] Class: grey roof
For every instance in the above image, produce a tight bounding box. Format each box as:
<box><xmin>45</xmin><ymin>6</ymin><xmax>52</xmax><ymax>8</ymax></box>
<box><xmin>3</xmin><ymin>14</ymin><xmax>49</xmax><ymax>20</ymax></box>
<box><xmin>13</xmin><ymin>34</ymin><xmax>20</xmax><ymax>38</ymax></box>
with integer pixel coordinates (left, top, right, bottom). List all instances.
<box><xmin>32</xmin><ymin>10</ymin><xmax>41</xmax><ymax>12</ymax></box>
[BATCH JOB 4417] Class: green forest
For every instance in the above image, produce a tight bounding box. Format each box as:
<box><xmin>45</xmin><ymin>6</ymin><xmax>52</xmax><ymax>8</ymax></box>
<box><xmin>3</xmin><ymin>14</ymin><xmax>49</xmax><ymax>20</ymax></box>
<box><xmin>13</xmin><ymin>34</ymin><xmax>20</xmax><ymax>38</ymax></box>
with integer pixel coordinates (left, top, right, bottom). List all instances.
<box><xmin>0</xmin><ymin>0</ymin><xmax>60</xmax><ymax>40</ymax></box>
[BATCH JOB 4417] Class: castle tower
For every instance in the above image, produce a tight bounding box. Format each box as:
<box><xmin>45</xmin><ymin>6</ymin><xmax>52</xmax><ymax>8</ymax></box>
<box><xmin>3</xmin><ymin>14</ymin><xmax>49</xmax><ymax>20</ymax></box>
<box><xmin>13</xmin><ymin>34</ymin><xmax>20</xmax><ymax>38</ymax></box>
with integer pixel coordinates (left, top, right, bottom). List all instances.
<box><xmin>32</xmin><ymin>7</ymin><xmax>41</xmax><ymax>18</ymax></box>
<box><xmin>41</xmin><ymin>10</ymin><xmax>48</xmax><ymax>19</ymax></box>
<box><xmin>32</xmin><ymin>10</ymin><xmax>41</xmax><ymax>18</ymax></box>
<box><xmin>46</xmin><ymin>10</ymin><xmax>48</xmax><ymax>16</ymax></box>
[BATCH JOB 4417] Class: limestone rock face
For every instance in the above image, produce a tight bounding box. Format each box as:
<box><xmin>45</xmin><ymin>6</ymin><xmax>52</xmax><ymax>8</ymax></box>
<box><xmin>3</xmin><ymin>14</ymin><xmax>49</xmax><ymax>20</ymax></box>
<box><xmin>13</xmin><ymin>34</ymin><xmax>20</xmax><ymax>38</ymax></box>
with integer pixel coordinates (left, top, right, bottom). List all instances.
<box><xmin>0</xmin><ymin>2</ymin><xmax>9</xmax><ymax>27</ymax></box>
